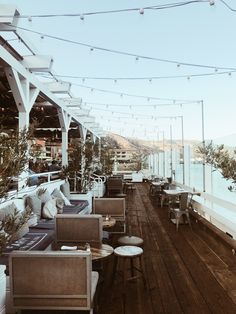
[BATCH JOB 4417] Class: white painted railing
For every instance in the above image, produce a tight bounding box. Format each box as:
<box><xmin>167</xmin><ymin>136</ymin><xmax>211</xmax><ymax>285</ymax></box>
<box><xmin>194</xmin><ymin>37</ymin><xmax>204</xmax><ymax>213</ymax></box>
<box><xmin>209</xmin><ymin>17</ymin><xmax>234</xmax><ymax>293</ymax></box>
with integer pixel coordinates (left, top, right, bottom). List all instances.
<box><xmin>177</xmin><ymin>182</ymin><xmax>236</xmax><ymax>239</ymax></box>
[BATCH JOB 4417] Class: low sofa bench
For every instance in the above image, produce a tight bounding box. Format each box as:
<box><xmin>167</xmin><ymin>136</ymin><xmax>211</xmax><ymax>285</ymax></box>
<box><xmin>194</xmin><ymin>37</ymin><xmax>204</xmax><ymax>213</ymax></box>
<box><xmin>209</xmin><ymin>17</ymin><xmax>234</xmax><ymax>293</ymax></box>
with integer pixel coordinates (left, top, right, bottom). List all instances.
<box><xmin>0</xmin><ymin>179</ymin><xmax>92</xmax><ymax>313</ymax></box>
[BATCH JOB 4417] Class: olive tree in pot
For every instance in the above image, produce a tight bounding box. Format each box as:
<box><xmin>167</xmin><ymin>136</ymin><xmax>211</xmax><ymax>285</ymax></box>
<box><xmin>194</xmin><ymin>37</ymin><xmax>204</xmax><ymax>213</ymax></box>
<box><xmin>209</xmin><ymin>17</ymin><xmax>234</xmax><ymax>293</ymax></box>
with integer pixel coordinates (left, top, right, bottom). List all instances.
<box><xmin>197</xmin><ymin>142</ymin><xmax>236</xmax><ymax>191</ymax></box>
<box><xmin>0</xmin><ymin>126</ymin><xmax>40</xmax><ymax>254</ymax></box>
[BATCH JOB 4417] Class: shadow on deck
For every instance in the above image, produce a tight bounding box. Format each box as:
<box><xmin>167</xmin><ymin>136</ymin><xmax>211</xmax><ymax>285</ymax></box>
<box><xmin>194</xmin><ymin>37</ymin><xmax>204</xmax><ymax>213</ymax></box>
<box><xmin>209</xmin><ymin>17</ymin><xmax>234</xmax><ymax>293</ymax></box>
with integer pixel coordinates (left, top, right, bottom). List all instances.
<box><xmin>22</xmin><ymin>183</ymin><xmax>236</xmax><ymax>314</ymax></box>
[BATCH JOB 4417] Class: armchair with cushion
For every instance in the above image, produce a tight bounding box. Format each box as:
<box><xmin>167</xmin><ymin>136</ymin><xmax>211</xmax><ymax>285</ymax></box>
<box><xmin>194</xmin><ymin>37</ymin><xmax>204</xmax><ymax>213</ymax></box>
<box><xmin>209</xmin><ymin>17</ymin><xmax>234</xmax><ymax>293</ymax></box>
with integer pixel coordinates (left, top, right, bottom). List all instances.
<box><xmin>93</xmin><ymin>198</ymin><xmax>126</xmax><ymax>233</ymax></box>
<box><xmin>106</xmin><ymin>177</ymin><xmax>124</xmax><ymax>196</ymax></box>
<box><xmin>55</xmin><ymin>214</ymin><xmax>103</xmax><ymax>248</ymax></box>
<box><xmin>9</xmin><ymin>250</ymin><xmax>98</xmax><ymax>313</ymax></box>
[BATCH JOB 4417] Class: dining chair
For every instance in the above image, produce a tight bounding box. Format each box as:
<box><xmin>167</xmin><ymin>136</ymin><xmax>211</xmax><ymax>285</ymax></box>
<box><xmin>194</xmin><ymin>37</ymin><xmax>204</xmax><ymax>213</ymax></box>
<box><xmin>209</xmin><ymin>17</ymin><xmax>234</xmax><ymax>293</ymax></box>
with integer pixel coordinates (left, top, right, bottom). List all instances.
<box><xmin>168</xmin><ymin>192</ymin><xmax>191</xmax><ymax>231</ymax></box>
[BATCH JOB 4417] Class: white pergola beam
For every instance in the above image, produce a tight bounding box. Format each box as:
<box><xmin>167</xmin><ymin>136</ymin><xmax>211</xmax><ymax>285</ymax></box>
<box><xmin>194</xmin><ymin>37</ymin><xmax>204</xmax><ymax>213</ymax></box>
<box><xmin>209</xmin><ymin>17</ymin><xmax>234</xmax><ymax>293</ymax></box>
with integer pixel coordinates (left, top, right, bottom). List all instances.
<box><xmin>47</xmin><ymin>81</ymin><xmax>71</xmax><ymax>94</ymax></box>
<box><xmin>21</xmin><ymin>55</ymin><xmax>53</xmax><ymax>72</ymax></box>
<box><xmin>0</xmin><ymin>5</ymin><xmax>19</xmax><ymax>25</ymax></box>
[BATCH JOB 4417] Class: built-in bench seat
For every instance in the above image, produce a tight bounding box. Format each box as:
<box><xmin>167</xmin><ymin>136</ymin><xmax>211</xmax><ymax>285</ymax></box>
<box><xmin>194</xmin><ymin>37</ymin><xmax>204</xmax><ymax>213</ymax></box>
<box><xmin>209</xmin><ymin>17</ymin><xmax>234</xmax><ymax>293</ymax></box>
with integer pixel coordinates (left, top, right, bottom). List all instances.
<box><xmin>0</xmin><ymin>180</ymin><xmax>90</xmax><ymax>269</ymax></box>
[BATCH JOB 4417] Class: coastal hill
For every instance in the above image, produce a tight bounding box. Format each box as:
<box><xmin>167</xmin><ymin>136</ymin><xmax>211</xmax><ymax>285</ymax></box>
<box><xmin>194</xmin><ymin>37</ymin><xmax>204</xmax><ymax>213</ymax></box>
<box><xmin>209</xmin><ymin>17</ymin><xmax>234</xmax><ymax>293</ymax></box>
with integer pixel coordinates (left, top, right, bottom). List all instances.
<box><xmin>105</xmin><ymin>132</ymin><xmax>201</xmax><ymax>152</ymax></box>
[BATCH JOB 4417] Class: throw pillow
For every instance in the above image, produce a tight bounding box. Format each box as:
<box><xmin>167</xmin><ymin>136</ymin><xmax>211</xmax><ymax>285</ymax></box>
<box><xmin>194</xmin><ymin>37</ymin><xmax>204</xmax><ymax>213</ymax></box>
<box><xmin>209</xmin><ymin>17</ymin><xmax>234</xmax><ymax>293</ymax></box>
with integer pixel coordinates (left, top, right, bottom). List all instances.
<box><xmin>52</xmin><ymin>188</ymin><xmax>71</xmax><ymax>206</ymax></box>
<box><xmin>0</xmin><ymin>203</ymin><xmax>17</xmax><ymax>220</ymax></box>
<box><xmin>42</xmin><ymin>199</ymin><xmax>58</xmax><ymax>219</ymax></box>
<box><xmin>60</xmin><ymin>181</ymin><xmax>71</xmax><ymax>200</ymax></box>
<box><xmin>37</xmin><ymin>189</ymin><xmax>52</xmax><ymax>204</ymax></box>
<box><xmin>27</xmin><ymin>212</ymin><xmax>38</xmax><ymax>227</ymax></box>
<box><xmin>55</xmin><ymin>197</ymin><xmax>64</xmax><ymax>214</ymax></box>
<box><xmin>25</xmin><ymin>195</ymin><xmax>42</xmax><ymax>221</ymax></box>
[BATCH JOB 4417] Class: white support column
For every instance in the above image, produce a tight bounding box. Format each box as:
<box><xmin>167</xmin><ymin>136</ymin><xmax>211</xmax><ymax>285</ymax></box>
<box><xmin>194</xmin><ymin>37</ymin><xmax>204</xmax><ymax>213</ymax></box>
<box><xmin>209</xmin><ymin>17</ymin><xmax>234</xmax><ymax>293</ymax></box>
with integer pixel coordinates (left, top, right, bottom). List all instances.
<box><xmin>79</xmin><ymin>125</ymin><xmax>87</xmax><ymax>142</ymax></box>
<box><xmin>4</xmin><ymin>66</ymin><xmax>39</xmax><ymax>130</ymax></box>
<box><xmin>5</xmin><ymin>66</ymin><xmax>39</xmax><ymax>190</ymax></box>
<box><xmin>184</xmin><ymin>145</ymin><xmax>191</xmax><ymax>186</ymax></box>
<box><xmin>57</xmin><ymin>108</ymin><xmax>71</xmax><ymax>166</ymax></box>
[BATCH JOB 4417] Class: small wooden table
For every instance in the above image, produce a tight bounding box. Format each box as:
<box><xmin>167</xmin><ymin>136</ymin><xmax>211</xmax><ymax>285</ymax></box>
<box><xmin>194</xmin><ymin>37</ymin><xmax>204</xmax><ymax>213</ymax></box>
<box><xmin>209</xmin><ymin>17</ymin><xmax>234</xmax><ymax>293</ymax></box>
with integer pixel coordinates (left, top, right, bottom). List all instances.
<box><xmin>60</xmin><ymin>243</ymin><xmax>114</xmax><ymax>261</ymax></box>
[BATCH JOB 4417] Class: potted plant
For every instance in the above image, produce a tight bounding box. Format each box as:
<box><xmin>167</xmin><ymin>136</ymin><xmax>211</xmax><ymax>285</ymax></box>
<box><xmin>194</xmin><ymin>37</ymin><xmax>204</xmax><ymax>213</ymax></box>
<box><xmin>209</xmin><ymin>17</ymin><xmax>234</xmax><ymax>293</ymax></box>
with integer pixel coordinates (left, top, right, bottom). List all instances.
<box><xmin>0</xmin><ymin>124</ymin><xmax>41</xmax><ymax>200</ymax></box>
<box><xmin>197</xmin><ymin>142</ymin><xmax>236</xmax><ymax>191</ymax></box>
<box><xmin>0</xmin><ymin>206</ymin><xmax>32</xmax><ymax>255</ymax></box>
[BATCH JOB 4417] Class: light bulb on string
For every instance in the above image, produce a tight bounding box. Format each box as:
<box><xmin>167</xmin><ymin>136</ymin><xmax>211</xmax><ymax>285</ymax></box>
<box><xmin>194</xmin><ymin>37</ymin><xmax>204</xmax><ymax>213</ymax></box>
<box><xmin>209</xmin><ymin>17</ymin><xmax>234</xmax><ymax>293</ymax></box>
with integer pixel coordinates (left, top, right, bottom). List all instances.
<box><xmin>90</xmin><ymin>47</ymin><xmax>94</xmax><ymax>52</ymax></box>
<box><xmin>177</xmin><ymin>63</ymin><xmax>181</xmax><ymax>68</ymax></box>
<box><xmin>209</xmin><ymin>0</ymin><xmax>215</xmax><ymax>5</ymax></box>
<box><xmin>80</xmin><ymin>14</ymin><xmax>84</xmax><ymax>20</ymax></box>
<box><xmin>228</xmin><ymin>72</ymin><xmax>232</xmax><ymax>76</ymax></box>
<box><xmin>135</xmin><ymin>56</ymin><xmax>139</xmax><ymax>61</ymax></box>
<box><xmin>139</xmin><ymin>8</ymin><xmax>144</xmax><ymax>14</ymax></box>
<box><xmin>114</xmin><ymin>79</ymin><xmax>117</xmax><ymax>84</ymax></box>
<box><xmin>40</xmin><ymin>35</ymin><xmax>44</xmax><ymax>40</ymax></box>
<box><xmin>149</xmin><ymin>79</ymin><xmax>152</xmax><ymax>84</ymax></box>
<box><xmin>90</xmin><ymin>88</ymin><xmax>94</xmax><ymax>92</ymax></box>
<box><xmin>187</xmin><ymin>76</ymin><xmax>190</xmax><ymax>81</ymax></box>
<box><xmin>28</xmin><ymin>16</ymin><xmax>32</xmax><ymax>22</ymax></box>
<box><xmin>82</xmin><ymin>78</ymin><xmax>85</xmax><ymax>83</ymax></box>
<box><xmin>215</xmin><ymin>68</ymin><xmax>218</xmax><ymax>72</ymax></box>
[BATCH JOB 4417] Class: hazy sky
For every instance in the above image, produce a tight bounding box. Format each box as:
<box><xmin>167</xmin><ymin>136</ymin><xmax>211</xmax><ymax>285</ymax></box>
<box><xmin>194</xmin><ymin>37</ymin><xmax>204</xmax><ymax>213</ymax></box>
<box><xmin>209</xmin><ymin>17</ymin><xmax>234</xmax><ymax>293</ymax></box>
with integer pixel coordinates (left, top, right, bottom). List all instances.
<box><xmin>2</xmin><ymin>0</ymin><xmax>236</xmax><ymax>143</ymax></box>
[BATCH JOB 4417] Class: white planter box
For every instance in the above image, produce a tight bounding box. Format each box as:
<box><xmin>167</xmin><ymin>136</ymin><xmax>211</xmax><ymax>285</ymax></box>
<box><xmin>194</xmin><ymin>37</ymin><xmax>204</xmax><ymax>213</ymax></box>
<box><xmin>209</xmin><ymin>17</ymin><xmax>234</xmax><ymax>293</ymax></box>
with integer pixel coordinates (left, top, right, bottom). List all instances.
<box><xmin>70</xmin><ymin>191</ymin><xmax>93</xmax><ymax>214</ymax></box>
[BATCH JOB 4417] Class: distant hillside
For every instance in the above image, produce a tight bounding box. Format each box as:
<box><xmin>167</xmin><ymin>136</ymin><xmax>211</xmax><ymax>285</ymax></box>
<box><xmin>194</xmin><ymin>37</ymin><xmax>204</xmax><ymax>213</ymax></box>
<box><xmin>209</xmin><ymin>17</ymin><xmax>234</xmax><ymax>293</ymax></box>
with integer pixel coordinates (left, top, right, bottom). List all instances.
<box><xmin>104</xmin><ymin>132</ymin><xmax>200</xmax><ymax>152</ymax></box>
<box><xmin>106</xmin><ymin>132</ymin><xmax>138</xmax><ymax>150</ymax></box>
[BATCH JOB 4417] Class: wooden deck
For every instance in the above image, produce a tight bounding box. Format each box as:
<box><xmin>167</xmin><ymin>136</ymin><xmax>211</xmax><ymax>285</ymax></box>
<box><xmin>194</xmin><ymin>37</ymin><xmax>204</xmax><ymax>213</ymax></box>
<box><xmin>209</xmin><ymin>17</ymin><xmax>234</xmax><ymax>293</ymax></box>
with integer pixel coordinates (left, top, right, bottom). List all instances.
<box><xmin>98</xmin><ymin>182</ymin><xmax>236</xmax><ymax>314</ymax></box>
<box><xmin>22</xmin><ymin>182</ymin><xmax>236</xmax><ymax>314</ymax></box>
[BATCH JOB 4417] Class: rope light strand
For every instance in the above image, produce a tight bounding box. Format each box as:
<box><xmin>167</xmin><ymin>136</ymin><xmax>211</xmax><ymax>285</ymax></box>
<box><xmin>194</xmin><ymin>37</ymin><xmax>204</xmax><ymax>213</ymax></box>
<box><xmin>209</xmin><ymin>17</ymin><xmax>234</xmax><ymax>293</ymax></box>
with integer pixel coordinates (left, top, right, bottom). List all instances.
<box><xmin>82</xmin><ymin>101</ymin><xmax>185</xmax><ymax>107</ymax></box>
<box><xmin>38</xmin><ymin>70</ymin><xmax>236</xmax><ymax>81</ymax></box>
<box><xmin>84</xmin><ymin>106</ymin><xmax>182</xmax><ymax>120</ymax></box>
<box><xmin>0</xmin><ymin>1</ymin><xmax>210</xmax><ymax>19</ymax></box>
<box><xmin>12</xmin><ymin>24</ymin><xmax>236</xmax><ymax>72</ymax></box>
<box><xmin>71</xmin><ymin>82</ymin><xmax>200</xmax><ymax>103</ymax></box>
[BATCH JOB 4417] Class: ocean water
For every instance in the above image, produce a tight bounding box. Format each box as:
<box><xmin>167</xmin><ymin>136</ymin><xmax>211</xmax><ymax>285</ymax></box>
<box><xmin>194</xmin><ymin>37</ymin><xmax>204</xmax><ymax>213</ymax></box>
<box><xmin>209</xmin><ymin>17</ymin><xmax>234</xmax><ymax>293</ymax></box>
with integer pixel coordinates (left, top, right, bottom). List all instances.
<box><xmin>175</xmin><ymin>163</ymin><xmax>236</xmax><ymax>204</ymax></box>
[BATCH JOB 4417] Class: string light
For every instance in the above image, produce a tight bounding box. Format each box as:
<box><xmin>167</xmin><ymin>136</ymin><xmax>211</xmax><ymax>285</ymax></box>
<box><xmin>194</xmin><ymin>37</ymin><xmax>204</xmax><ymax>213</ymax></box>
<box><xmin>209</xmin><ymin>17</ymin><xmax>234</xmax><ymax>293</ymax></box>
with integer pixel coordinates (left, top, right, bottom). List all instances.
<box><xmin>39</xmin><ymin>70</ymin><xmax>236</xmax><ymax>83</ymax></box>
<box><xmin>139</xmin><ymin>8</ymin><xmax>145</xmax><ymax>14</ymax></box>
<box><xmin>70</xmin><ymin>82</ymin><xmax>199</xmax><ymax>103</ymax></box>
<box><xmin>14</xmin><ymin>25</ymin><xmax>236</xmax><ymax>72</ymax></box>
<box><xmin>82</xmin><ymin>101</ymin><xmax>194</xmax><ymax>107</ymax></box>
<box><xmin>0</xmin><ymin>2</ymin><xmax>210</xmax><ymax>19</ymax></box>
